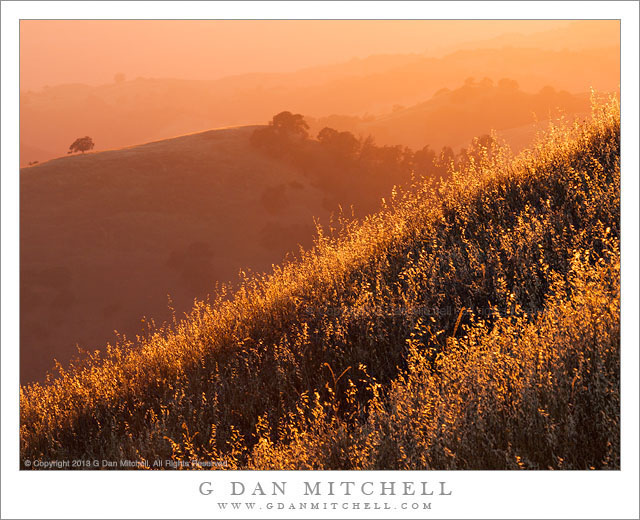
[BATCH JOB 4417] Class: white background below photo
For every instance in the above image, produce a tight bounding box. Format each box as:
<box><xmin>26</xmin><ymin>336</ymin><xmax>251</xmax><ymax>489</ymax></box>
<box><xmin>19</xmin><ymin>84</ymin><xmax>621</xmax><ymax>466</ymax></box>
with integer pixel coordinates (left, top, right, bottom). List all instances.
<box><xmin>1</xmin><ymin>1</ymin><xmax>638</xmax><ymax>519</ymax></box>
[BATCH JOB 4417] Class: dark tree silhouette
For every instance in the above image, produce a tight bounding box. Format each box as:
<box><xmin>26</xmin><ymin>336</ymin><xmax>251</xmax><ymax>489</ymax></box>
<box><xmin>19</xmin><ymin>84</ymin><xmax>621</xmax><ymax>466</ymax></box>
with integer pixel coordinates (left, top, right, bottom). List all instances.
<box><xmin>250</xmin><ymin>111</ymin><xmax>309</xmax><ymax>156</ymax></box>
<box><xmin>68</xmin><ymin>136</ymin><xmax>95</xmax><ymax>155</ymax></box>
<box><xmin>413</xmin><ymin>145</ymin><xmax>437</xmax><ymax>176</ymax></box>
<box><xmin>317</xmin><ymin>127</ymin><xmax>359</xmax><ymax>162</ymax></box>
<box><xmin>270</xmin><ymin>111</ymin><xmax>309</xmax><ymax>139</ymax></box>
<box><xmin>317</xmin><ymin>126</ymin><xmax>340</xmax><ymax>144</ymax></box>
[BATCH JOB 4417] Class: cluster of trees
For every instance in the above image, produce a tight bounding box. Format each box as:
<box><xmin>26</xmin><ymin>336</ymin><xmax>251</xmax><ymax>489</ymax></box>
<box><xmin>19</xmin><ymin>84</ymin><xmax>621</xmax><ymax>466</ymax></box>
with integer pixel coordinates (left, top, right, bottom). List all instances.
<box><xmin>252</xmin><ymin>111</ymin><xmax>496</xmax><ymax>215</ymax></box>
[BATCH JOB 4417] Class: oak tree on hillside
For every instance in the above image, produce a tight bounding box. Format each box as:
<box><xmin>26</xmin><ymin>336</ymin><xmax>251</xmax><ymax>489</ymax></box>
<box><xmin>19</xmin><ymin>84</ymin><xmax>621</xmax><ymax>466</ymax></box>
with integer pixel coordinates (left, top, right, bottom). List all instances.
<box><xmin>250</xmin><ymin>111</ymin><xmax>309</xmax><ymax>153</ymax></box>
<box><xmin>68</xmin><ymin>136</ymin><xmax>95</xmax><ymax>154</ymax></box>
<box><xmin>317</xmin><ymin>127</ymin><xmax>359</xmax><ymax>162</ymax></box>
<box><xmin>271</xmin><ymin>111</ymin><xmax>309</xmax><ymax>139</ymax></box>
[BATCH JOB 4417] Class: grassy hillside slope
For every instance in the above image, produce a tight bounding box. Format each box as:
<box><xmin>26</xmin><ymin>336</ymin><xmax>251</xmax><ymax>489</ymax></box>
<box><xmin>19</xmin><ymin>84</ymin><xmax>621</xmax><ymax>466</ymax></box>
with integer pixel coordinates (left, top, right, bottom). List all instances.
<box><xmin>20</xmin><ymin>127</ymin><xmax>331</xmax><ymax>383</ymax></box>
<box><xmin>20</xmin><ymin>99</ymin><xmax>620</xmax><ymax>469</ymax></box>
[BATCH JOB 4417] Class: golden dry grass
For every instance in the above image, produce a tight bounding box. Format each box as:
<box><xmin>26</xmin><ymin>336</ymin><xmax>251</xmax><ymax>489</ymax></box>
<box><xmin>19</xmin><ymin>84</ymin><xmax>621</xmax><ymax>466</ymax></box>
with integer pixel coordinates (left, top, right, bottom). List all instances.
<box><xmin>20</xmin><ymin>125</ymin><xmax>328</xmax><ymax>383</ymax></box>
<box><xmin>20</xmin><ymin>96</ymin><xmax>620</xmax><ymax>470</ymax></box>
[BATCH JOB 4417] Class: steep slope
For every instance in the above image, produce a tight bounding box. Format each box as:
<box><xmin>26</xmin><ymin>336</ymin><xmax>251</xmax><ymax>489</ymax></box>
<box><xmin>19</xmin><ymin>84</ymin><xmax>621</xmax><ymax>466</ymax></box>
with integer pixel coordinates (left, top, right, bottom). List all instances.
<box><xmin>20</xmin><ymin>126</ymin><xmax>330</xmax><ymax>383</ymax></box>
<box><xmin>21</xmin><ymin>99</ymin><xmax>620</xmax><ymax>469</ymax></box>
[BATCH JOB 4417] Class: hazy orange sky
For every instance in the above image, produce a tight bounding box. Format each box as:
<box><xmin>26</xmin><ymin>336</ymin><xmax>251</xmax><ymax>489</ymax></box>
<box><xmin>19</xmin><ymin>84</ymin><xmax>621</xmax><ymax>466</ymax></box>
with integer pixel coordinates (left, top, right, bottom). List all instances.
<box><xmin>20</xmin><ymin>20</ymin><xmax>576</xmax><ymax>90</ymax></box>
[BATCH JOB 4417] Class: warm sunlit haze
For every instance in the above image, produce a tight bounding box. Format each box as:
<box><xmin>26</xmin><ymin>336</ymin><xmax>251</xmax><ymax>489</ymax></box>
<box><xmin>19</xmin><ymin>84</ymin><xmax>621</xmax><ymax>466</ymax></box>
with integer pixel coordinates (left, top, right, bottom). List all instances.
<box><xmin>19</xmin><ymin>19</ymin><xmax>622</xmax><ymax>473</ymax></box>
<box><xmin>20</xmin><ymin>20</ymin><xmax>587</xmax><ymax>90</ymax></box>
<box><xmin>20</xmin><ymin>20</ymin><xmax>619</xmax><ymax>165</ymax></box>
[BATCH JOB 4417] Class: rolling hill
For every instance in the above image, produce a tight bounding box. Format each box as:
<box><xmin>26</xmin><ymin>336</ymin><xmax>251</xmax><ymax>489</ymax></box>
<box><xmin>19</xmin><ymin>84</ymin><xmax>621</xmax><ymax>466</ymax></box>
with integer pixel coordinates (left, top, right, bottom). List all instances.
<box><xmin>311</xmin><ymin>80</ymin><xmax>592</xmax><ymax>152</ymax></box>
<box><xmin>444</xmin><ymin>19</ymin><xmax>620</xmax><ymax>55</ymax></box>
<box><xmin>20</xmin><ymin>43</ymin><xmax>618</xmax><ymax>166</ymax></box>
<box><xmin>20</xmin><ymin>126</ymin><xmax>332</xmax><ymax>383</ymax></box>
<box><xmin>20</xmin><ymin>98</ymin><xmax>620</xmax><ymax>470</ymax></box>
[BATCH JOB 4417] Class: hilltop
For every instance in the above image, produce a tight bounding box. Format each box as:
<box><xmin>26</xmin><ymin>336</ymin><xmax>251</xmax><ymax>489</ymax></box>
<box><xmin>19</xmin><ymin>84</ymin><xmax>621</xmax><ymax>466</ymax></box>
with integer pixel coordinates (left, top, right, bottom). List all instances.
<box><xmin>20</xmin><ymin>44</ymin><xmax>618</xmax><ymax>166</ymax></box>
<box><xmin>446</xmin><ymin>19</ymin><xmax>620</xmax><ymax>54</ymax></box>
<box><xmin>20</xmin><ymin>126</ymin><xmax>331</xmax><ymax>382</ymax></box>
<box><xmin>21</xmin><ymin>118</ymin><xmax>438</xmax><ymax>384</ymax></box>
<box><xmin>312</xmin><ymin>80</ymin><xmax>591</xmax><ymax>152</ymax></box>
<box><xmin>21</xmin><ymin>98</ymin><xmax>620</xmax><ymax>469</ymax></box>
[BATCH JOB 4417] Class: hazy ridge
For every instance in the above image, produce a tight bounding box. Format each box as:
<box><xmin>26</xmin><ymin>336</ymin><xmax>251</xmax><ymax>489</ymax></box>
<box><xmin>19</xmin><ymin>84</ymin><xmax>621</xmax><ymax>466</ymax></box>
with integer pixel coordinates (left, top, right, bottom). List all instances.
<box><xmin>20</xmin><ymin>44</ymin><xmax>618</xmax><ymax>166</ymax></box>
